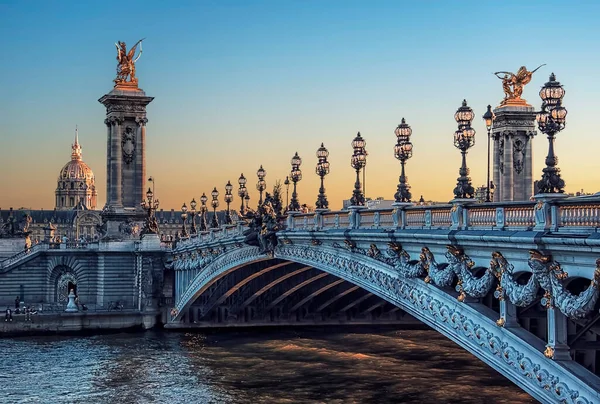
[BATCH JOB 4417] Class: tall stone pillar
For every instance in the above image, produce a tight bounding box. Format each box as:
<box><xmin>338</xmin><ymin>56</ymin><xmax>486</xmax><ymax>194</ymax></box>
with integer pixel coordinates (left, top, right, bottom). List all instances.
<box><xmin>492</xmin><ymin>134</ymin><xmax>501</xmax><ymax>201</ymax></box>
<box><xmin>491</xmin><ymin>105</ymin><xmax>536</xmax><ymax>202</ymax></box>
<box><xmin>98</xmin><ymin>83</ymin><xmax>154</xmax><ymax>238</ymax></box>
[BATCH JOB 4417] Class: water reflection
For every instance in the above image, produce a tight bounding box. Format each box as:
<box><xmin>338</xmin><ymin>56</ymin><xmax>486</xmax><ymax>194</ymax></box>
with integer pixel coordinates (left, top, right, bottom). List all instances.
<box><xmin>2</xmin><ymin>327</ymin><xmax>536</xmax><ymax>404</ymax></box>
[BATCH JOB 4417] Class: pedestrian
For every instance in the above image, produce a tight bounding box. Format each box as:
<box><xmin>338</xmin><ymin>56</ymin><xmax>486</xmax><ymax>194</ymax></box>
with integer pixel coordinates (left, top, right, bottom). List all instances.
<box><xmin>4</xmin><ymin>307</ymin><xmax>12</xmax><ymax>322</ymax></box>
<box><xmin>14</xmin><ymin>296</ymin><xmax>20</xmax><ymax>310</ymax></box>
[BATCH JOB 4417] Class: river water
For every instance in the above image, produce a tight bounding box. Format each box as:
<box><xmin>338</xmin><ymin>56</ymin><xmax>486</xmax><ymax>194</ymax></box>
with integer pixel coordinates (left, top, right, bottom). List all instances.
<box><xmin>2</xmin><ymin>327</ymin><xmax>536</xmax><ymax>404</ymax></box>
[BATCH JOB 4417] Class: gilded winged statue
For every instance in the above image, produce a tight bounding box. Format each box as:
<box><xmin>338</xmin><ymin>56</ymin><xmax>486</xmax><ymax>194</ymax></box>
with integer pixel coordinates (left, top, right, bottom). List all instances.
<box><xmin>114</xmin><ymin>39</ymin><xmax>145</xmax><ymax>86</ymax></box>
<box><xmin>494</xmin><ymin>64</ymin><xmax>545</xmax><ymax>106</ymax></box>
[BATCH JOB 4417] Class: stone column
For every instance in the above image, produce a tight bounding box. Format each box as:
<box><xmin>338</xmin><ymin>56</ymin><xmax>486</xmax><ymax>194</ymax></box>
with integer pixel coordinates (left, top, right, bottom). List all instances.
<box><xmin>492</xmin><ymin>134</ymin><xmax>500</xmax><ymax>202</ymax></box>
<box><xmin>105</xmin><ymin>119</ymin><xmax>111</xmax><ymax>206</ymax></box>
<box><xmin>525</xmin><ymin>133</ymin><xmax>534</xmax><ymax>199</ymax></box>
<box><xmin>546</xmin><ymin>306</ymin><xmax>571</xmax><ymax>360</ymax></box>
<box><xmin>492</xmin><ymin>105</ymin><xmax>536</xmax><ymax>202</ymax></box>
<box><xmin>114</xmin><ymin>119</ymin><xmax>123</xmax><ymax>207</ymax></box>
<box><xmin>498</xmin><ymin>299</ymin><xmax>519</xmax><ymax>328</ymax></box>
<box><xmin>136</xmin><ymin>117</ymin><xmax>148</xmax><ymax>208</ymax></box>
<box><xmin>503</xmin><ymin>133</ymin><xmax>514</xmax><ymax>201</ymax></box>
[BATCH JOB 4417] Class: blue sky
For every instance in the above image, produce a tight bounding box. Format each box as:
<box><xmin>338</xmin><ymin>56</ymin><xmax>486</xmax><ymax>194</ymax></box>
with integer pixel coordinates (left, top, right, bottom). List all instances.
<box><xmin>1</xmin><ymin>0</ymin><xmax>599</xmax><ymax>209</ymax></box>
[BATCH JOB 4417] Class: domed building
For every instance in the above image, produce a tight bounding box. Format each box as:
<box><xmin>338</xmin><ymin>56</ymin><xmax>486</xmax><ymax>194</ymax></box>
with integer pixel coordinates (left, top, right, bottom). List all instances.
<box><xmin>55</xmin><ymin>128</ymin><xmax>97</xmax><ymax>210</ymax></box>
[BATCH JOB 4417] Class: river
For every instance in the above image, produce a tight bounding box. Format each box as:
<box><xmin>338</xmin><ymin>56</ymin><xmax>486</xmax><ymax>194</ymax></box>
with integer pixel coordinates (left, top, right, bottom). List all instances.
<box><xmin>1</xmin><ymin>327</ymin><xmax>537</xmax><ymax>404</ymax></box>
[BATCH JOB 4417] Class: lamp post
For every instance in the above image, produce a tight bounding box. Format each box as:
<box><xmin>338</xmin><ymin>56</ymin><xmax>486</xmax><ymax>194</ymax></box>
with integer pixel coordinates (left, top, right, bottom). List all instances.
<box><xmin>288</xmin><ymin>152</ymin><xmax>302</xmax><ymax>212</ymax></box>
<box><xmin>180</xmin><ymin>203</ymin><xmax>189</xmax><ymax>237</ymax></box>
<box><xmin>224</xmin><ymin>181</ymin><xmax>233</xmax><ymax>225</ymax></box>
<box><xmin>350</xmin><ymin>132</ymin><xmax>367</xmax><ymax>206</ymax></box>
<box><xmin>210</xmin><ymin>187</ymin><xmax>220</xmax><ymax>228</ymax></box>
<box><xmin>140</xmin><ymin>187</ymin><xmax>160</xmax><ymax>235</ymax></box>
<box><xmin>256</xmin><ymin>165</ymin><xmax>267</xmax><ymax>207</ymax></box>
<box><xmin>284</xmin><ymin>176</ymin><xmax>290</xmax><ymax>212</ymax></box>
<box><xmin>238</xmin><ymin>173</ymin><xmax>247</xmax><ymax>215</ymax></box>
<box><xmin>536</xmin><ymin>73</ymin><xmax>567</xmax><ymax>194</ymax></box>
<box><xmin>199</xmin><ymin>193</ymin><xmax>208</xmax><ymax>231</ymax></box>
<box><xmin>189</xmin><ymin>198</ymin><xmax>197</xmax><ymax>235</ymax></box>
<box><xmin>482</xmin><ymin>105</ymin><xmax>495</xmax><ymax>202</ymax></box>
<box><xmin>315</xmin><ymin>143</ymin><xmax>330</xmax><ymax>210</ymax></box>
<box><xmin>453</xmin><ymin>100</ymin><xmax>476</xmax><ymax>199</ymax></box>
<box><xmin>393</xmin><ymin>118</ymin><xmax>413</xmax><ymax>203</ymax></box>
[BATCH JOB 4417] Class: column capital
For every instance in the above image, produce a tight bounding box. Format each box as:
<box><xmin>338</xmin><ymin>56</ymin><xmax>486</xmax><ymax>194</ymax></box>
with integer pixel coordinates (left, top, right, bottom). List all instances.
<box><xmin>136</xmin><ymin>117</ymin><xmax>149</xmax><ymax>126</ymax></box>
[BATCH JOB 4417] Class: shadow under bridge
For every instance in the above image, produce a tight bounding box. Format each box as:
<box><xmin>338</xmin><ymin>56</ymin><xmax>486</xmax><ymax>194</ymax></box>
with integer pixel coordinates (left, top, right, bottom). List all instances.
<box><xmin>171</xmin><ymin>257</ymin><xmax>417</xmax><ymax>328</ymax></box>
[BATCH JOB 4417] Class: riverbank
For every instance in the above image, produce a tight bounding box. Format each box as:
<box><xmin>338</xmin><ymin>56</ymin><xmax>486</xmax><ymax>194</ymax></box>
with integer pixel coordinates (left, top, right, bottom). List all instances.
<box><xmin>0</xmin><ymin>311</ymin><xmax>160</xmax><ymax>337</ymax></box>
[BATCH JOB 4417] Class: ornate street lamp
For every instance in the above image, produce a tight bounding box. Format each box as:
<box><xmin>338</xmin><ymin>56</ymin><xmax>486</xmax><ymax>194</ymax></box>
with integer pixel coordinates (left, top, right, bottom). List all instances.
<box><xmin>140</xmin><ymin>187</ymin><xmax>160</xmax><ymax>235</ymax></box>
<box><xmin>210</xmin><ymin>187</ymin><xmax>220</xmax><ymax>228</ymax></box>
<box><xmin>180</xmin><ymin>202</ymin><xmax>189</xmax><ymax>237</ymax></box>
<box><xmin>256</xmin><ymin>165</ymin><xmax>267</xmax><ymax>206</ymax></box>
<box><xmin>536</xmin><ymin>73</ymin><xmax>567</xmax><ymax>194</ymax></box>
<box><xmin>453</xmin><ymin>100</ymin><xmax>476</xmax><ymax>199</ymax></box>
<box><xmin>224</xmin><ymin>180</ymin><xmax>233</xmax><ymax>225</ymax></box>
<box><xmin>482</xmin><ymin>105</ymin><xmax>495</xmax><ymax>202</ymax></box>
<box><xmin>350</xmin><ymin>132</ymin><xmax>367</xmax><ymax>206</ymax></box>
<box><xmin>284</xmin><ymin>176</ymin><xmax>290</xmax><ymax>212</ymax></box>
<box><xmin>238</xmin><ymin>173</ymin><xmax>247</xmax><ymax>214</ymax></box>
<box><xmin>393</xmin><ymin>118</ymin><xmax>413</xmax><ymax>203</ymax></box>
<box><xmin>315</xmin><ymin>143</ymin><xmax>330</xmax><ymax>210</ymax></box>
<box><xmin>199</xmin><ymin>193</ymin><xmax>208</xmax><ymax>231</ymax></box>
<box><xmin>189</xmin><ymin>198</ymin><xmax>197</xmax><ymax>235</ymax></box>
<box><xmin>288</xmin><ymin>152</ymin><xmax>302</xmax><ymax>211</ymax></box>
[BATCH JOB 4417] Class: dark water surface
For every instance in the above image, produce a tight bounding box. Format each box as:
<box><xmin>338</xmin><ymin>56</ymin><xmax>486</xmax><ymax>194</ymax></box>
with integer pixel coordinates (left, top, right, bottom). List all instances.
<box><xmin>1</xmin><ymin>327</ymin><xmax>537</xmax><ymax>404</ymax></box>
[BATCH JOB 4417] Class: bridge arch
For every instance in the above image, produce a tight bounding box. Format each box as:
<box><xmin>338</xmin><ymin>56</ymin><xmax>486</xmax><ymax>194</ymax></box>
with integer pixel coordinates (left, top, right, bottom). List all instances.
<box><xmin>173</xmin><ymin>244</ymin><xmax>597</xmax><ymax>403</ymax></box>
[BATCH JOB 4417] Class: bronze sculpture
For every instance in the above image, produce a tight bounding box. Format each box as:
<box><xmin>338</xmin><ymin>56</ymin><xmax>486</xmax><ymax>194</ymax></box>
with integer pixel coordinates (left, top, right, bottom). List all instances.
<box><xmin>494</xmin><ymin>64</ymin><xmax>545</xmax><ymax>106</ymax></box>
<box><xmin>114</xmin><ymin>39</ymin><xmax>145</xmax><ymax>87</ymax></box>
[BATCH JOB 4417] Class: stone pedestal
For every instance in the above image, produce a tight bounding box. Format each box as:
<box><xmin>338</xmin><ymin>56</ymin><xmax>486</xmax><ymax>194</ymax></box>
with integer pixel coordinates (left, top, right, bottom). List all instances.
<box><xmin>65</xmin><ymin>290</ymin><xmax>79</xmax><ymax>313</ymax></box>
<box><xmin>450</xmin><ymin>198</ymin><xmax>475</xmax><ymax>230</ymax></box>
<box><xmin>99</xmin><ymin>85</ymin><xmax>154</xmax><ymax>239</ymax></box>
<box><xmin>139</xmin><ymin>233</ymin><xmax>161</xmax><ymax>251</ymax></box>
<box><xmin>492</xmin><ymin>105</ymin><xmax>537</xmax><ymax>202</ymax></box>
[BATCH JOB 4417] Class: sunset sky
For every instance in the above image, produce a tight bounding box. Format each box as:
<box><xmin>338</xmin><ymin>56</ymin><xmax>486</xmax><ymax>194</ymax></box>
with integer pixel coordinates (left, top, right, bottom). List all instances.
<box><xmin>1</xmin><ymin>0</ymin><xmax>599</xmax><ymax>211</ymax></box>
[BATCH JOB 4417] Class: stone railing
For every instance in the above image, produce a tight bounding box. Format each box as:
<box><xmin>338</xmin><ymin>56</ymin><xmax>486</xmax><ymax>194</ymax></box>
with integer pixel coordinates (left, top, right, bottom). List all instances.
<box><xmin>284</xmin><ymin>196</ymin><xmax>600</xmax><ymax>233</ymax></box>
<box><xmin>174</xmin><ymin>225</ymin><xmax>245</xmax><ymax>248</ymax></box>
<box><xmin>170</xmin><ymin>195</ymin><xmax>600</xmax><ymax>251</ymax></box>
<box><xmin>0</xmin><ymin>241</ymin><xmax>101</xmax><ymax>270</ymax></box>
<box><xmin>0</xmin><ymin>243</ymin><xmax>49</xmax><ymax>269</ymax></box>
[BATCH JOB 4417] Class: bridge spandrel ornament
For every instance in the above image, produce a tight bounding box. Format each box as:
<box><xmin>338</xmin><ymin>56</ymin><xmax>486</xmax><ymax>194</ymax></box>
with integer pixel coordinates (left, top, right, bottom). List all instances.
<box><xmin>272</xmin><ymin>243</ymin><xmax>597</xmax><ymax>403</ymax></box>
<box><xmin>528</xmin><ymin>251</ymin><xmax>600</xmax><ymax>321</ymax></box>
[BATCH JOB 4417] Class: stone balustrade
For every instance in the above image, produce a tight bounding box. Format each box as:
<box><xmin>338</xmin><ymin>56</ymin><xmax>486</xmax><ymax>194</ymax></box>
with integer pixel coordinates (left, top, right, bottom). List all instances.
<box><xmin>173</xmin><ymin>196</ymin><xmax>600</xmax><ymax>252</ymax></box>
<box><xmin>281</xmin><ymin>196</ymin><xmax>600</xmax><ymax>233</ymax></box>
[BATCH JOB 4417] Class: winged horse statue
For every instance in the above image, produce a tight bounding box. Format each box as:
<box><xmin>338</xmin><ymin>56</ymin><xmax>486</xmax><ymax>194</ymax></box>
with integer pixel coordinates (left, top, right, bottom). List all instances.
<box><xmin>114</xmin><ymin>38</ymin><xmax>145</xmax><ymax>86</ymax></box>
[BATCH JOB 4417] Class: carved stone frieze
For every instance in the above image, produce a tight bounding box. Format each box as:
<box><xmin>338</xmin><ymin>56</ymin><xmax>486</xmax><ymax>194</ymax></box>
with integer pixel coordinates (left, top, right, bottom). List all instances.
<box><xmin>492</xmin><ymin>120</ymin><xmax>536</xmax><ymax>130</ymax></box>
<box><xmin>106</xmin><ymin>104</ymin><xmax>148</xmax><ymax>113</ymax></box>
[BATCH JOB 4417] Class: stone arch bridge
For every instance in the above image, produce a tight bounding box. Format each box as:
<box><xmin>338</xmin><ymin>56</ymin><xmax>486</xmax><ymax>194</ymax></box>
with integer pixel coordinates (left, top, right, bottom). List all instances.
<box><xmin>170</xmin><ymin>199</ymin><xmax>600</xmax><ymax>404</ymax></box>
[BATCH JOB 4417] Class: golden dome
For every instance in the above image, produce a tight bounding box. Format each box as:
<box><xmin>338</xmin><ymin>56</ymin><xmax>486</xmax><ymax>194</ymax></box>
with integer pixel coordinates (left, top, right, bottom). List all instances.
<box><xmin>58</xmin><ymin>128</ymin><xmax>95</xmax><ymax>182</ymax></box>
<box><xmin>59</xmin><ymin>159</ymin><xmax>95</xmax><ymax>182</ymax></box>
<box><xmin>55</xmin><ymin>127</ymin><xmax>98</xmax><ymax>211</ymax></box>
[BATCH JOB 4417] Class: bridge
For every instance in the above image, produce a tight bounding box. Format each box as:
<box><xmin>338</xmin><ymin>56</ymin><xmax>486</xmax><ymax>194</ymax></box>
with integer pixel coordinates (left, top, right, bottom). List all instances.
<box><xmin>170</xmin><ymin>197</ymin><xmax>600</xmax><ymax>404</ymax></box>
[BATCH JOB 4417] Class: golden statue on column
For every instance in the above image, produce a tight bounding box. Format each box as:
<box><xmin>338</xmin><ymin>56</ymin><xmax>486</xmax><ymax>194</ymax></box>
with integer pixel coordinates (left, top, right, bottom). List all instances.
<box><xmin>114</xmin><ymin>38</ymin><xmax>145</xmax><ymax>88</ymax></box>
<box><xmin>494</xmin><ymin>64</ymin><xmax>545</xmax><ymax>106</ymax></box>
